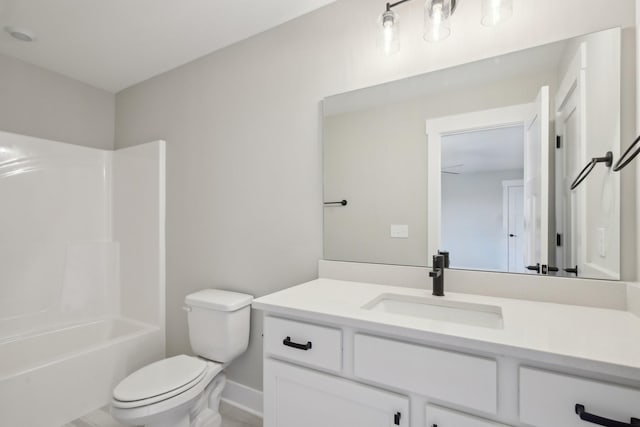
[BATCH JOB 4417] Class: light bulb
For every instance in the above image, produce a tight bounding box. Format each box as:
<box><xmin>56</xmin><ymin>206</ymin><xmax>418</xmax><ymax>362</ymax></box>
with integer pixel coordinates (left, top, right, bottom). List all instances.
<box><xmin>482</xmin><ymin>0</ymin><xmax>513</xmax><ymax>26</ymax></box>
<box><xmin>424</xmin><ymin>0</ymin><xmax>452</xmax><ymax>42</ymax></box>
<box><xmin>379</xmin><ymin>9</ymin><xmax>400</xmax><ymax>55</ymax></box>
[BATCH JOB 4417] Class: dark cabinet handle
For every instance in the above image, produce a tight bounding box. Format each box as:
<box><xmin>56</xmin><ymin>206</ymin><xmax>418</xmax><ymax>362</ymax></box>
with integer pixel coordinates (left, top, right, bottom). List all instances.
<box><xmin>283</xmin><ymin>336</ymin><xmax>312</xmax><ymax>351</ymax></box>
<box><xmin>575</xmin><ymin>404</ymin><xmax>640</xmax><ymax>427</ymax></box>
<box><xmin>547</xmin><ymin>266</ymin><xmax>560</xmax><ymax>272</ymax></box>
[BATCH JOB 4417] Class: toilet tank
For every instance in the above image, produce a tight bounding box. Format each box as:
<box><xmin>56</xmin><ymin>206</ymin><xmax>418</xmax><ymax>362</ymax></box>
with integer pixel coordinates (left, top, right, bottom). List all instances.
<box><xmin>184</xmin><ymin>289</ymin><xmax>253</xmax><ymax>363</ymax></box>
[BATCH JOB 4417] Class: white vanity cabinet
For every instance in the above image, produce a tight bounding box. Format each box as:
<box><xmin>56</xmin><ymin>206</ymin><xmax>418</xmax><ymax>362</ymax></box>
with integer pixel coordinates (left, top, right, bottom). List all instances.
<box><xmin>519</xmin><ymin>367</ymin><xmax>640</xmax><ymax>427</ymax></box>
<box><xmin>256</xmin><ymin>279</ymin><xmax>640</xmax><ymax>427</ymax></box>
<box><xmin>262</xmin><ymin>314</ymin><xmax>640</xmax><ymax>427</ymax></box>
<box><xmin>425</xmin><ymin>405</ymin><xmax>509</xmax><ymax>427</ymax></box>
<box><xmin>353</xmin><ymin>334</ymin><xmax>498</xmax><ymax>414</ymax></box>
<box><xmin>264</xmin><ymin>359</ymin><xmax>409</xmax><ymax>427</ymax></box>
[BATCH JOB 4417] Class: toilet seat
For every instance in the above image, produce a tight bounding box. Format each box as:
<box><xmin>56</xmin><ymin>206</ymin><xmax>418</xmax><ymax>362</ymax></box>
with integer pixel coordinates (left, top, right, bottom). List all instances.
<box><xmin>112</xmin><ymin>355</ymin><xmax>222</xmax><ymax>409</ymax></box>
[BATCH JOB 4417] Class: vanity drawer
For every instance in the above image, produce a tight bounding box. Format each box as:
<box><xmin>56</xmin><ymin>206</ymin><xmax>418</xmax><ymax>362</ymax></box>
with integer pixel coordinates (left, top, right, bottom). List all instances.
<box><xmin>354</xmin><ymin>334</ymin><xmax>497</xmax><ymax>414</ymax></box>
<box><xmin>264</xmin><ymin>316</ymin><xmax>342</xmax><ymax>373</ymax></box>
<box><xmin>520</xmin><ymin>367</ymin><xmax>640</xmax><ymax>427</ymax></box>
<box><xmin>425</xmin><ymin>404</ymin><xmax>509</xmax><ymax>427</ymax></box>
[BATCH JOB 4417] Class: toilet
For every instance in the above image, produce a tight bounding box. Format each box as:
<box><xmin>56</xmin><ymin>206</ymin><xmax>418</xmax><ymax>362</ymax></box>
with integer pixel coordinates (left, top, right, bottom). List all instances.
<box><xmin>111</xmin><ymin>289</ymin><xmax>253</xmax><ymax>427</ymax></box>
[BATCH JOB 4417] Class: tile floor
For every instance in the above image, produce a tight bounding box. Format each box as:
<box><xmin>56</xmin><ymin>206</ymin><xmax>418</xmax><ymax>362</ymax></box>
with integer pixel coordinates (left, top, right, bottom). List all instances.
<box><xmin>64</xmin><ymin>401</ymin><xmax>262</xmax><ymax>427</ymax></box>
<box><xmin>220</xmin><ymin>401</ymin><xmax>263</xmax><ymax>427</ymax></box>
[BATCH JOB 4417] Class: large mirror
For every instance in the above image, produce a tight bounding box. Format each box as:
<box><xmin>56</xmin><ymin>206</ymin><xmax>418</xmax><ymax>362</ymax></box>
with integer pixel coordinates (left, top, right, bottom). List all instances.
<box><xmin>323</xmin><ymin>28</ymin><xmax>630</xmax><ymax>280</ymax></box>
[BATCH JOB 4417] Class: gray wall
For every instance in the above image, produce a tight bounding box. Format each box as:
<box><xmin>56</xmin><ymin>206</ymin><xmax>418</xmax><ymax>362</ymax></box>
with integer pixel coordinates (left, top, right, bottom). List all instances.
<box><xmin>442</xmin><ymin>170</ymin><xmax>523</xmax><ymax>272</ymax></box>
<box><xmin>0</xmin><ymin>53</ymin><xmax>114</xmax><ymax>149</ymax></box>
<box><xmin>114</xmin><ymin>0</ymin><xmax>635</xmax><ymax>391</ymax></box>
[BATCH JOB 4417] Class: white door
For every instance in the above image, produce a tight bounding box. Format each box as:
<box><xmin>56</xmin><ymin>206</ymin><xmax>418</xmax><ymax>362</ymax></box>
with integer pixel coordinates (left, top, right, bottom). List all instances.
<box><xmin>507</xmin><ymin>184</ymin><xmax>525</xmax><ymax>273</ymax></box>
<box><xmin>523</xmin><ymin>86</ymin><xmax>550</xmax><ymax>272</ymax></box>
<box><xmin>264</xmin><ymin>359</ymin><xmax>409</xmax><ymax>427</ymax></box>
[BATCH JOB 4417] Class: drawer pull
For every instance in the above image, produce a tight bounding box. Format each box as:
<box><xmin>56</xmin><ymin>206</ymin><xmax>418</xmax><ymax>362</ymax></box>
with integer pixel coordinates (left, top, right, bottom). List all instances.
<box><xmin>283</xmin><ymin>336</ymin><xmax>312</xmax><ymax>351</ymax></box>
<box><xmin>575</xmin><ymin>404</ymin><xmax>640</xmax><ymax>427</ymax></box>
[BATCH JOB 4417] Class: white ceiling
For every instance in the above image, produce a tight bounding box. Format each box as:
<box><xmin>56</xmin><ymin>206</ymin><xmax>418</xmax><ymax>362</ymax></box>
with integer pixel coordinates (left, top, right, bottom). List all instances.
<box><xmin>0</xmin><ymin>0</ymin><xmax>336</xmax><ymax>93</ymax></box>
<box><xmin>442</xmin><ymin>125</ymin><xmax>524</xmax><ymax>174</ymax></box>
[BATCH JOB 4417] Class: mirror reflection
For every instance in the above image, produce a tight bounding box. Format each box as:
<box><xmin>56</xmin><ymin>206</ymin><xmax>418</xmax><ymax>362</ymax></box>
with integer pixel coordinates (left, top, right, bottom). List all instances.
<box><xmin>323</xmin><ymin>27</ymin><xmax>627</xmax><ymax>280</ymax></box>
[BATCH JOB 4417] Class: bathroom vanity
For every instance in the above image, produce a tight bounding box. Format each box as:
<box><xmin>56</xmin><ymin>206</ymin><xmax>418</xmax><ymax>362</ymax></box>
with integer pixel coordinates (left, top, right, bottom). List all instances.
<box><xmin>253</xmin><ymin>279</ymin><xmax>640</xmax><ymax>427</ymax></box>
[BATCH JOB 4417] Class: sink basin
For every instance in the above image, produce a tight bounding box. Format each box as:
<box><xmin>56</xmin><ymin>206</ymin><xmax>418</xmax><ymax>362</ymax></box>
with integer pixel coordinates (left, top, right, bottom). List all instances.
<box><xmin>363</xmin><ymin>294</ymin><xmax>504</xmax><ymax>329</ymax></box>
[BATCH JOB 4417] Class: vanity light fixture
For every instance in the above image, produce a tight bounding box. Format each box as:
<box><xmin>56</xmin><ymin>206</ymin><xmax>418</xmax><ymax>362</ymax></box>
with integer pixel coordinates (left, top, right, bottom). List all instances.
<box><xmin>379</xmin><ymin>0</ymin><xmax>513</xmax><ymax>55</ymax></box>
<box><xmin>423</xmin><ymin>0</ymin><xmax>455</xmax><ymax>42</ymax></box>
<box><xmin>481</xmin><ymin>0</ymin><xmax>513</xmax><ymax>26</ymax></box>
<box><xmin>379</xmin><ymin>6</ymin><xmax>400</xmax><ymax>55</ymax></box>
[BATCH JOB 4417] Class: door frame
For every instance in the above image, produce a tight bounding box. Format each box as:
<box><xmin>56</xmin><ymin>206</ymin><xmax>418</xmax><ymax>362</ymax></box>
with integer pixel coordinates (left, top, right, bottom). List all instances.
<box><xmin>426</xmin><ymin>104</ymin><xmax>531</xmax><ymax>262</ymax></box>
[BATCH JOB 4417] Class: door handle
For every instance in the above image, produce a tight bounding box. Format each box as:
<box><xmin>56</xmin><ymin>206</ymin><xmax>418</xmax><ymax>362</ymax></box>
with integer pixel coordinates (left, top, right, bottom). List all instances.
<box><xmin>565</xmin><ymin>265</ymin><xmax>579</xmax><ymax>276</ymax></box>
<box><xmin>575</xmin><ymin>404</ymin><xmax>640</xmax><ymax>427</ymax></box>
<box><xmin>526</xmin><ymin>264</ymin><xmax>541</xmax><ymax>273</ymax></box>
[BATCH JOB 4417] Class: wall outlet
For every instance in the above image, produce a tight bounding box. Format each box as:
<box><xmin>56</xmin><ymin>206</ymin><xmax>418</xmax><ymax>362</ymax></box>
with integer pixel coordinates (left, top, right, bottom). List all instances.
<box><xmin>390</xmin><ymin>224</ymin><xmax>409</xmax><ymax>239</ymax></box>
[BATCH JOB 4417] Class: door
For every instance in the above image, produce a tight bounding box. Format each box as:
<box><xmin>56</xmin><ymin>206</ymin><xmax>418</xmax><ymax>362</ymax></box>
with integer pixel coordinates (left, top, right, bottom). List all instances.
<box><xmin>523</xmin><ymin>86</ymin><xmax>550</xmax><ymax>272</ymax></box>
<box><xmin>264</xmin><ymin>359</ymin><xmax>409</xmax><ymax>427</ymax></box>
<box><xmin>506</xmin><ymin>184</ymin><xmax>525</xmax><ymax>273</ymax></box>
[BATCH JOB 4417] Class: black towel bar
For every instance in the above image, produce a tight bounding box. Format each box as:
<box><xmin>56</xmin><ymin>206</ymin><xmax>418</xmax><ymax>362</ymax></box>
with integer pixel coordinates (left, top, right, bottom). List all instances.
<box><xmin>324</xmin><ymin>200</ymin><xmax>348</xmax><ymax>206</ymax></box>
<box><xmin>614</xmin><ymin>134</ymin><xmax>640</xmax><ymax>172</ymax></box>
<box><xmin>570</xmin><ymin>151</ymin><xmax>613</xmax><ymax>190</ymax></box>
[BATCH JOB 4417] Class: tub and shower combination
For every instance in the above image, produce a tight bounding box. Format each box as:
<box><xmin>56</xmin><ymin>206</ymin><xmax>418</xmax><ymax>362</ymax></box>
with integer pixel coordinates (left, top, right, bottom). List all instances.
<box><xmin>0</xmin><ymin>131</ymin><xmax>166</xmax><ymax>426</ymax></box>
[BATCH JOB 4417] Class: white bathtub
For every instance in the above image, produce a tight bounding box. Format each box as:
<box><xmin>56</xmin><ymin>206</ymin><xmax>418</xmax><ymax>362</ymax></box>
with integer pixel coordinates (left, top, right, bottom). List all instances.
<box><xmin>0</xmin><ymin>317</ymin><xmax>164</xmax><ymax>427</ymax></box>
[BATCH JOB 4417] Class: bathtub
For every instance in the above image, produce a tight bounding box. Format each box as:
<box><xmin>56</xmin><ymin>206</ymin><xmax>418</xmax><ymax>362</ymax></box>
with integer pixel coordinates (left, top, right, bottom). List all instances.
<box><xmin>0</xmin><ymin>317</ymin><xmax>164</xmax><ymax>427</ymax></box>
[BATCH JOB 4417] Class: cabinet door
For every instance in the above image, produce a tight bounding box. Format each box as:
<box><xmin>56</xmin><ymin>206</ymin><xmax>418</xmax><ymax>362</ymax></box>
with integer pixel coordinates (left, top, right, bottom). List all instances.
<box><xmin>520</xmin><ymin>367</ymin><xmax>640</xmax><ymax>427</ymax></box>
<box><xmin>264</xmin><ymin>359</ymin><xmax>409</xmax><ymax>427</ymax></box>
<box><xmin>425</xmin><ymin>404</ymin><xmax>509</xmax><ymax>427</ymax></box>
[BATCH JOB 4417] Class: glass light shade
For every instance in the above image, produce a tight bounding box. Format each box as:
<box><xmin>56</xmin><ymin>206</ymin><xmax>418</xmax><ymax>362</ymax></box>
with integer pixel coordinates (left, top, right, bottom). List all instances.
<box><xmin>378</xmin><ymin>9</ymin><xmax>400</xmax><ymax>56</ymax></box>
<box><xmin>424</xmin><ymin>0</ymin><xmax>452</xmax><ymax>42</ymax></box>
<box><xmin>481</xmin><ymin>0</ymin><xmax>513</xmax><ymax>26</ymax></box>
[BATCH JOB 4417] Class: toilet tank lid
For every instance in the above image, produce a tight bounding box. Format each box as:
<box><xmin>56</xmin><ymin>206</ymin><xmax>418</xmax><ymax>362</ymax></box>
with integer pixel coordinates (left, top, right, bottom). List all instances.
<box><xmin>185</xmin><ymin>289</ymin><xmax>253</xmax><ymax>312</ymax></box>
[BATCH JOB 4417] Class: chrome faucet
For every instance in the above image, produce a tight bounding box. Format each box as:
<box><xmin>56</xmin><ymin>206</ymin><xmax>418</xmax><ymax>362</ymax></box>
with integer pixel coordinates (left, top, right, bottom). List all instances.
<box><xmin>429</xmin><ymin>251</ymin><xmax>449</xmax><ymax>297</ymax></box>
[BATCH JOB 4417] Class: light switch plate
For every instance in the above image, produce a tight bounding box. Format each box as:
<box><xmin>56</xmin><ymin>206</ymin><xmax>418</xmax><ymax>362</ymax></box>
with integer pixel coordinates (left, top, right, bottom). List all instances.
<box><xmin>390</xmin><ymin>224</ymin><xmax>409</xmax><ymax>239</ymax></box>
<box><xmin>598</xmin><ymin>227</ymin><xmax>606</xmax><ymax>257</ymax></box>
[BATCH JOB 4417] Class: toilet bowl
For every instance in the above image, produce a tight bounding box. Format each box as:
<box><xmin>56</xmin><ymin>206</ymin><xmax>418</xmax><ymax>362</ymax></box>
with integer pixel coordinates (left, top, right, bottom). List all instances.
<box><xmin>111</xmin><ymin>289</ymin><xmax>253</xmax><ymax>427</ymax></box>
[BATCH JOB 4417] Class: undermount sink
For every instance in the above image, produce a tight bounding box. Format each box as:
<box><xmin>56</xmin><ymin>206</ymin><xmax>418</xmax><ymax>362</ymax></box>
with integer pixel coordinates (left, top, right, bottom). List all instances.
<box><xmin>362</xmin><ymin>294</ymin><xmax>504</xmax><ymax>329</ymax></box>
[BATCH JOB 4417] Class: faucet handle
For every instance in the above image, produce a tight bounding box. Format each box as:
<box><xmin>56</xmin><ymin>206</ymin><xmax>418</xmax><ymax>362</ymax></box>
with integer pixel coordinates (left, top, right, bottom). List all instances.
<box><xmin>432</xmin><ymin>254</ymin><xmax>445</xmax><ymax>268</ymax></box>
<box><xmin>438</xmin><ymin>250</ymin><xmax>450</xmax><ymax>268</ymax></box>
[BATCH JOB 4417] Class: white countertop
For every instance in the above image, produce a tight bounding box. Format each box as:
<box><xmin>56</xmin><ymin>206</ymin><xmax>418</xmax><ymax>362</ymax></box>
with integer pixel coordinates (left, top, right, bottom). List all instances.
<box><xmin>253</xmin><ymin>279</ymin><xmax>640</xmax><ymax>382</ymax></box>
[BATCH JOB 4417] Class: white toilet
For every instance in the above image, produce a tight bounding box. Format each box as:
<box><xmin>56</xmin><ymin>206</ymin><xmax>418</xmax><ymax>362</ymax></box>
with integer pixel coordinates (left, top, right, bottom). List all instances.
<box><xmin>111</xmin><ymin>289</ymin><xmax>253</xmax><ymax>427</ymax></box>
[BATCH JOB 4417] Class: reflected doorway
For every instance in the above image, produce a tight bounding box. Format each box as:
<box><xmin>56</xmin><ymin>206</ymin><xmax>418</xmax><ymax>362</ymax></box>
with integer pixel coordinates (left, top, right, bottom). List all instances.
<box><xmin>440</xmin><ymin>125</ymin><xmax>525</xmax><ymax>273</ymax></box>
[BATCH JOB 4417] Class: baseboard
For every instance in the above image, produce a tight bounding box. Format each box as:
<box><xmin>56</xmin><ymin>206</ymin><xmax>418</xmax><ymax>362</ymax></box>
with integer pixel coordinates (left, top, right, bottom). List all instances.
<box><xmin>222</xmin><ymin>379</ymin><xmax>263</xmax><ymax>418</ymax></box>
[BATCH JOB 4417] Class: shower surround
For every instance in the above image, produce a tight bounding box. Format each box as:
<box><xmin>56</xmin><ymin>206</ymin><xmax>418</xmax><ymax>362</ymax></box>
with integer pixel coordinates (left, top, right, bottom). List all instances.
<box><xmin>0</xmin><ymin>131</ymin><xmax>166</xmax><ymax>426</ymax></box>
